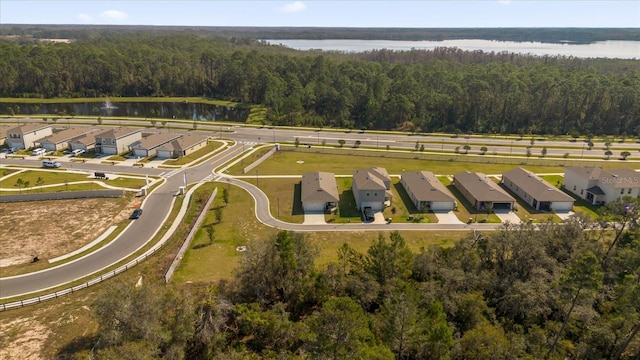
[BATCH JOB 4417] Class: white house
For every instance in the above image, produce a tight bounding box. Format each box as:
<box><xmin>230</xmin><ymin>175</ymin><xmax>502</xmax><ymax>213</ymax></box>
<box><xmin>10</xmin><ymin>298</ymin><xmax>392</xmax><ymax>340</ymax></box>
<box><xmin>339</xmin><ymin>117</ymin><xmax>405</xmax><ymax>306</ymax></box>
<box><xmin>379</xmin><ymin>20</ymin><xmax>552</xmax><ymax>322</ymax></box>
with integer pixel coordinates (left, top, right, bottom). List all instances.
<box><xmin>5</xmin><ymin>123</ymin><xmax>53</xmax><ymax>150</ymax></box>
<box><xmin>401</xmin><ymin>170</ymin><xmax>456</xmax><ymax>212</ymax></box>
<box><xmin>564</xmin><ymin>167</ymin><xmax>640</xmax><ymax>205</ymax></box>
<box><xmin>38</xmin><ymin>127</ymin><xmax>100</xmax><ymax>152</ymax></box>
<box><xmin>301</xmin><ymin>171</ymin><xmax>339</xmax><ymax>213</ymax></box>
<box><xmin>502</xmin><ymin>167</ymin><xmax>574</xmax><ymax>212</ymax></box>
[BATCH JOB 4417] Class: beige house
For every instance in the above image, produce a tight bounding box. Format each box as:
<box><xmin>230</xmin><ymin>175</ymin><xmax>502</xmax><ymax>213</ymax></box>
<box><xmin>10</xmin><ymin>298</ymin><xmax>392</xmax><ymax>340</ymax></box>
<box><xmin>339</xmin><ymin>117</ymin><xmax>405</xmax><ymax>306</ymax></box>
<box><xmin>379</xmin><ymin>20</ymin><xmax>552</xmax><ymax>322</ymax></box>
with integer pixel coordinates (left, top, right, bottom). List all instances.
<box><xmin>502</xmin><ymin>167</ymin><xmax>574</xmax><ymax>212</ymax></box>
<box><xmin>5</xmin><ymin>123</ymin><xmax>53</xmax><ymax>149</ymax></box>
<box><xmin>301</xmin><ymin>171</ymin><xmax>339</xmax><ymax>213</ymax></box>
<box><xmin>38</xmin><ymin>127</ymin><xmax>100</xmax><ymax>151</ymax></box>
<box><xmin>453</xmin><ymin>171</ymin><xmax>515</xmax><ymax>210</ymax></box>
<box><xmin>156</xmin><ymin>134</ymin><xmax>210</xmax><ymax>159</ymax></box>
<box><xmin>131</xmin><ymin>132</ymin><xmax>182</xmax><ymax>158</ymax></box>
<box><xmin>94</xmin><ymin>127</ymin><xmax>142</xmax><ymax>155</ymax></box>
<box><xmin>352</xmin><ymin>167</ymin><xmax>392</xmax><ymax>211</ymax></box>
<box><xmin>401</xmin><ymin>170</ymin><xmax>456</xmax><ymax>212</ymax></box>
<box><xmin>564</xmin><ymin>167</ymin><xmax>640</xmax><ymax>205</ymax></box>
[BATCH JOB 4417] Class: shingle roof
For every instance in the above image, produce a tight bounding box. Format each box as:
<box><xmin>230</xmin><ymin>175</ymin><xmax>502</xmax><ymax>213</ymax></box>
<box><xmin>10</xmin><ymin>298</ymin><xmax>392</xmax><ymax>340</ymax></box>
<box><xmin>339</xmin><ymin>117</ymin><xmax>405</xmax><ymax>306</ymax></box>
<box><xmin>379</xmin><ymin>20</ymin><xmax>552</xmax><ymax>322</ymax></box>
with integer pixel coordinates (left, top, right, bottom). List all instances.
<box><xmin>158</xmin><ymin>134</ymin><xmax>210</xmax><ymax>152</ymax></box>
<box><xmin>8</xmin><ymin>123</ymin><xmax>51</xmax><ymax>134</ymax></box>
<box><xmin>502</xmin><ymin>167</ymin><xmax>574</xmax><ymax>202</ymax></box>
<box><xmin>301</xmin><ymin>172</ymin><xmax>339</xmax><ymax>203</ymax></box>
<box><xmin>39</xmin><ymin>127</ymin><xmax>100</xmax><ymax>145</ymax></box>
<box><xmin>353</xmin><ymin>167</ymin><xmax>390</xmax><ymax>191</ymax></box>
<box><xmin>454</xmin><ymin>171</ymin><xmax>515</xmax><ymax>203</ymax></box>
<box><xmin>131</xmin><ymin>132</ymin><xmax>182</xmax><ymax>150</ymax></box>
<box><xmin>401</xmin><ymin>171</ymin><xmax>455</xmax><ymax>202</ymax></box>
<box><xmin>95</xmin><ymin>127</ymin><xmax>141</xmax><ymax>140</ymax></box>
<box><xmin>566</xmin><ymin>166</ymin><xmax>640</xmax><ymax>189</ymax></box>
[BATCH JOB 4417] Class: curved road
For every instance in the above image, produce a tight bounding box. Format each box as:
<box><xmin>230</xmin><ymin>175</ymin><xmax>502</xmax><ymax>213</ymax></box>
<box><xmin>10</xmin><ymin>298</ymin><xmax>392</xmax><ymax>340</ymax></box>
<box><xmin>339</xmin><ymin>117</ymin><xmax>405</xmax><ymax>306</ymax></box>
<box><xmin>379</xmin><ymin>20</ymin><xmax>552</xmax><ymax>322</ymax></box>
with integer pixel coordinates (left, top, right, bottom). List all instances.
<box><xmin>3</xmin><ymin>118</ymin><xmax>588</xmax><ymax>300</ymax></box>
<box><xmin>0</xmin><ymin>143</ymin><xmax>246</xmax><ymax>299</ymax></box>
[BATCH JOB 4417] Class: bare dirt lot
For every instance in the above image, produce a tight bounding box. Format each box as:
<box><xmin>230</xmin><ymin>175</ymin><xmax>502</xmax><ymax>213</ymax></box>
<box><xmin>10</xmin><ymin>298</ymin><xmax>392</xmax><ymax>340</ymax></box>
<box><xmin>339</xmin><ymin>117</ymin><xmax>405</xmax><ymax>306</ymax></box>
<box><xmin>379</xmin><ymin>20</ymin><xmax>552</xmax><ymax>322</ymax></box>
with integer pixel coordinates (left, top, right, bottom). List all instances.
<box><xmin>0</xmin><ymin>195</ymin><xmax>138</xmax><ymax>268</ymax></box>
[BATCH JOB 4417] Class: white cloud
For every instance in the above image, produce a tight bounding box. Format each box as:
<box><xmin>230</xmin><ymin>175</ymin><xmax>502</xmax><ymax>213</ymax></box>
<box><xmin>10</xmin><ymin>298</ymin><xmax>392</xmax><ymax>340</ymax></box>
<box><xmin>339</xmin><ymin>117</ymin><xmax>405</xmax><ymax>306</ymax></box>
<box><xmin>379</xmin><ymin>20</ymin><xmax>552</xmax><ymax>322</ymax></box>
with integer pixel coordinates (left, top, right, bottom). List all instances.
<box><xmin>100</xmin><ymin>10</ymin><xmax>128</xmax><ymax>21</ymax></box>
<box><xmin>77</xmin><ymin>13</ymin><xmax>92</xmax><ymax>23</ymax></box>
<box><xmin>281</xmin><ymin>1</ymin><xmax>306</xmax><ymax>13</ymax></box>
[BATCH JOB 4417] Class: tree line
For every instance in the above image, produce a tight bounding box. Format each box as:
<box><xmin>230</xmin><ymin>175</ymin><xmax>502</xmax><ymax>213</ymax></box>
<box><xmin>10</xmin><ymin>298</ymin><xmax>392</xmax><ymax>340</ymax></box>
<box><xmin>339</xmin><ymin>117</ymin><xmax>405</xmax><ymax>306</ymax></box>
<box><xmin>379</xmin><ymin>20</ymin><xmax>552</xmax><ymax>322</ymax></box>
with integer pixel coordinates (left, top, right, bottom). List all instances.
<box><xmin>61</xmin><ymin>197</ymin><xmax>640</xmax><ymax>359</ymax></box>
<box><xmin>1</xmin><ymin>32</ymin><xmax>639</xmax><ymax>136</ymax></box>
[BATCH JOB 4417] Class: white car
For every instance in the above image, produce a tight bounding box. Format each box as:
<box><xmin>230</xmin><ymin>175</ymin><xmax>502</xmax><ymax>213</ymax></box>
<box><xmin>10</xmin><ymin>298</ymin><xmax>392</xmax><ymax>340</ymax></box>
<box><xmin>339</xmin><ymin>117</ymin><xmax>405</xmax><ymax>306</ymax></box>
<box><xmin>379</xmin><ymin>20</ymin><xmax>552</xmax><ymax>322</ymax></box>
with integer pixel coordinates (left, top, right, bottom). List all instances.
<box><xmin>70</xmin><ymin>149</ymin><xmax>85</xmax><ymax>157</ymax></box>
<box><xmin>32</xmin><ymin>148</ymin><xmax>46</xmax><ymax>156</ymax></box>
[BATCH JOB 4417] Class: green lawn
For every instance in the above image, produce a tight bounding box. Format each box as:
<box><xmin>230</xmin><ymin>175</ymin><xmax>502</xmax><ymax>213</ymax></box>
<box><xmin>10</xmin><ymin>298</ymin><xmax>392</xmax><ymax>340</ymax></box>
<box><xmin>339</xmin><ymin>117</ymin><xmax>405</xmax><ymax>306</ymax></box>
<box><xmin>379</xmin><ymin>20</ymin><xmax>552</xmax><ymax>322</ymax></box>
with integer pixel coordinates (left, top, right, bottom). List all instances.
<box><xmin>237</xmin><ymin>147</ymin><xmax>578</xmax><ymax>177</ymax></box>
<box><xmin>0</xmin><ymin>170</ymin><xmax>91</xmax><ymax>188</ymax></box>
<box><xmin>172</xmin><ymin>181</ymin><xmax>470</xmax><ymax>283</ymax></box>
<box><xmin>162</xmin><ymin>140</ymin><xmax>225</xmax><ymax>166</ymax></box>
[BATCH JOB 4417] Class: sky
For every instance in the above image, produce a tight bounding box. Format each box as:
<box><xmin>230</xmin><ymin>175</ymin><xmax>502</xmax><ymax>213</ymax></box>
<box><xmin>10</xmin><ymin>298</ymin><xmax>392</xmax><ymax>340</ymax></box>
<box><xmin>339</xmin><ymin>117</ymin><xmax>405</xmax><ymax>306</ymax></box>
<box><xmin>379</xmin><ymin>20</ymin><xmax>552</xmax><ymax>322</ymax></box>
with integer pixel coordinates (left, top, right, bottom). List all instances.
<box><xmin>1</xmin><ymin>1</ymin><xmax>638</xmax><ymax>28</ymax></box>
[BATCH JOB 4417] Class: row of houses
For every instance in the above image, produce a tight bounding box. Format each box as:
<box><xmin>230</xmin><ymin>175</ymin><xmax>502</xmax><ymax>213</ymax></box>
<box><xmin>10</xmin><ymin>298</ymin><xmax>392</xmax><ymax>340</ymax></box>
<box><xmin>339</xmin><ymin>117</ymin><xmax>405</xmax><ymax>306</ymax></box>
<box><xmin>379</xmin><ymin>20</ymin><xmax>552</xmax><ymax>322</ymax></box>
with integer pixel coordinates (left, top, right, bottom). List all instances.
<box><xmin>2</xmin><ymin>124</ymin><xmax>209</xmax><ymax>159</ymax></box>
<box><xmin>301</xmin><ymin>166</ymin><xmax>640</xmax><ymax>215</ymax></box>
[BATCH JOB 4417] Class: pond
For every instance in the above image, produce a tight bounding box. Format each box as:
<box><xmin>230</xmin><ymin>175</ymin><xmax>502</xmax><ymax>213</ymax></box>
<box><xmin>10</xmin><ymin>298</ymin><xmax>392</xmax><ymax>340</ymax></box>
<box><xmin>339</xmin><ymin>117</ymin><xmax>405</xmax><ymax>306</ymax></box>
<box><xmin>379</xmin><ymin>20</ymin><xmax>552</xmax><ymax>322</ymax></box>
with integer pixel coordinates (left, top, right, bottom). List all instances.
<box><xmin>0</xmin><ymin>101</ymin><xmax>250</xmax><ymax>122</ymax></box>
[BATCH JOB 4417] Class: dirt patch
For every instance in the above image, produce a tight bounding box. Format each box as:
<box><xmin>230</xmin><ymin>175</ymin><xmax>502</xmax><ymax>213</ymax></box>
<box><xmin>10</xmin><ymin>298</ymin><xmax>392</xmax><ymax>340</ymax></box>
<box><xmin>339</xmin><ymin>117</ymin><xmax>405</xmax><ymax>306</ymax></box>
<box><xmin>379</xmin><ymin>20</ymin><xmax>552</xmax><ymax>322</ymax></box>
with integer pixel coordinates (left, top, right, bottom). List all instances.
<box><xmin>0</xmin><ymin>196</ymin><xmax>138</xmax><ymax>266</ymax></box>
<box><xmin>0</xmin><ymin>317</ymin><xmax>49</xmax><ymax>360</ymax></box>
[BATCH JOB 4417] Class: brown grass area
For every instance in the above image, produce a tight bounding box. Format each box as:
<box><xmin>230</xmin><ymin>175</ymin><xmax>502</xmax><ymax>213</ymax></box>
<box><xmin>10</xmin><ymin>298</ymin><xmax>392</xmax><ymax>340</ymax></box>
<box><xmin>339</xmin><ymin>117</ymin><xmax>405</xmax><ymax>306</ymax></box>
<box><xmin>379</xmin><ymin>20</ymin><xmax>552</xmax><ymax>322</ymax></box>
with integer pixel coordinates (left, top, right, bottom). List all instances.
<box><xmin>0</xmin><ymin>195</ymin><xmax>137</xmax><ymax>269</ymax></box>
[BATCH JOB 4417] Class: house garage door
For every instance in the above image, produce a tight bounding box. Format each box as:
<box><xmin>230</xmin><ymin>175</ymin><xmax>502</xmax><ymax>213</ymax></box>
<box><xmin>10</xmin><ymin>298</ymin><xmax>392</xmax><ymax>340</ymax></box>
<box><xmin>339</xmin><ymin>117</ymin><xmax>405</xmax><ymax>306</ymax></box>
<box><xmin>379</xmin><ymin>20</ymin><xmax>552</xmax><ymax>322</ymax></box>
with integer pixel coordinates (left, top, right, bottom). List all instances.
<box><xmin>303</xmin><ymin>202</ymin><xmax>325</xmax><ymax>212</ymax></box>
<box><xmin>361</xmin><ymin>201</ymin><xmax>383</xmax><ymax>212</ymax></box>
<box><xmin>492</xmin><ymin>202</ymin><xmax>512</xmax><ymax>210</ymax></box>
<box><xmin>551</xmin><ymin>201</ymin><xmax>573</xmax><ymax>212</ymax></box>
<box><xmin>430</xmin><ymin>201</ymin><xmax>455</xmax><ymax>212</ymax></box>
<box><xmin>133</xmin><ymin>148</ymin><xmax>149</xmax><ymax>158</ymax></box>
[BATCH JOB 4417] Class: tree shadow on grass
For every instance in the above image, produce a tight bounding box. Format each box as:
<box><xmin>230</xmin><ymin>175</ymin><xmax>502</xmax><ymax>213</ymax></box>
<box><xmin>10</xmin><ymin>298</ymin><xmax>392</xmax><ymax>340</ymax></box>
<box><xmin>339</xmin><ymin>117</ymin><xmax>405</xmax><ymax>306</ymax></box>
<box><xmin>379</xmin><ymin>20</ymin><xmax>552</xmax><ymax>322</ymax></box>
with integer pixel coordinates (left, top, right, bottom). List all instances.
<box><xmin>393</xmin><ymin>182</ymin><xmax>420</xmax><ymax>214</ymax></box>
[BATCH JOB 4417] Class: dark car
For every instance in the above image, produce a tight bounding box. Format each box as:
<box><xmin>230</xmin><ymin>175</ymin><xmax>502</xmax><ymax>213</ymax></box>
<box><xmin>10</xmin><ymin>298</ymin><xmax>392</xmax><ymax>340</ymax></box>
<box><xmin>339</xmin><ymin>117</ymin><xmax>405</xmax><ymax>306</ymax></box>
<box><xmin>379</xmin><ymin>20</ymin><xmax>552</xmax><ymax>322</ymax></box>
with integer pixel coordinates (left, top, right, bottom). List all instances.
<box><xmin>129</xmin><ymin>208</ymin><xmax>143</xmax><ymax>219</ymax></box>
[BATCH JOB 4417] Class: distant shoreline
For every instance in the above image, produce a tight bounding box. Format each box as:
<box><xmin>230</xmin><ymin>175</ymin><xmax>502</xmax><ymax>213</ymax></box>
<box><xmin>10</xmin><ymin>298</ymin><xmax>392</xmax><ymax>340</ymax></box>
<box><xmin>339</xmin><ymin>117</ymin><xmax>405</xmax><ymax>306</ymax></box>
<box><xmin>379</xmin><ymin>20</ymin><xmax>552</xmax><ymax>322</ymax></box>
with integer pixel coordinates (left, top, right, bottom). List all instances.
<box><xmin>1</xmin><ymin>25</ymin><xmax>639</xmax><ymax>44</ymax></box>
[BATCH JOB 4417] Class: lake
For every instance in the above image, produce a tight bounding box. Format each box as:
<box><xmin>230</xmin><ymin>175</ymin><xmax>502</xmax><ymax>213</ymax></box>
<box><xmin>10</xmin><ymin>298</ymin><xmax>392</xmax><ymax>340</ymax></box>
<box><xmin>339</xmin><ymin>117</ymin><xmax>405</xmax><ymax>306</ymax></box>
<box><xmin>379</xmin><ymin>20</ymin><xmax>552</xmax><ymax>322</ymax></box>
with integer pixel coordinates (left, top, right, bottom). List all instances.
<box><xmin>264</xmin><ymin>39</ymin><xmax>640</xmax><ymax>59</ymax></box>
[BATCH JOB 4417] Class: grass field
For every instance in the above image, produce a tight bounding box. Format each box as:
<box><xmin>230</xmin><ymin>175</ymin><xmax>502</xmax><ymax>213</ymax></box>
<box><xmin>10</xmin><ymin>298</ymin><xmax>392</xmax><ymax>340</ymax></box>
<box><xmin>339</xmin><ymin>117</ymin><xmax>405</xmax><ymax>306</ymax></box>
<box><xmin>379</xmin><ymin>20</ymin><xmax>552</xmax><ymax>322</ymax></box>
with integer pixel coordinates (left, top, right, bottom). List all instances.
<box><xmin>239</xmin><ymin>147</ymin><xmax>573</xmax><ymax>176</ymax></box>
<box><xmin>163</xmin><ymin>140</ymin><xmax>225</xmax><ymax>166</ymax></box>
<box><xmin>0</xmin><ymin>170</ymin><xmax>148</xmax><ymax>192</ymax></box>
<box><xmin>0</xmin><ymin>170</ymin><xmax>92</xmax><ymax>188</ymax></box>
<box><xmin>172</xmin><ymin>181</ymin><xmax>470</xmax><ymax>283</ymax></box>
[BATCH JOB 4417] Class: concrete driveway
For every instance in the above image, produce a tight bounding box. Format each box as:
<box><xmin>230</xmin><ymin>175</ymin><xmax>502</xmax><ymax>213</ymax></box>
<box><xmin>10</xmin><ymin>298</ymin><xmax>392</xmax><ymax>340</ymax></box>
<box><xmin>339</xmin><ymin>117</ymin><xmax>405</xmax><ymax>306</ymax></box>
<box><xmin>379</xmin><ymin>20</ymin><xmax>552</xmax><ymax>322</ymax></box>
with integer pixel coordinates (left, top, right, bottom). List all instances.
<box><xmin>495</xmin><ymin>210</ymin><xmax>522</xmax><ymax>224</ymax></box>
<box><xmin>434</xmin><ymin>211</ymin><xmax>464</xmax><ymax>224</ymax></box>
<box><xmin>555</xmin><ymin>211</ymin><xmax>574</xmax><ymax>220</ymax></box>
<box><xmin>303</xmin><ymin>212</ymin><xmax>327</xmax><ymax>225</ymax></box>
<box><xmin>373</xmin><ymin>212</ymin><xmax>387</xmax><ymax>224</ymax></box>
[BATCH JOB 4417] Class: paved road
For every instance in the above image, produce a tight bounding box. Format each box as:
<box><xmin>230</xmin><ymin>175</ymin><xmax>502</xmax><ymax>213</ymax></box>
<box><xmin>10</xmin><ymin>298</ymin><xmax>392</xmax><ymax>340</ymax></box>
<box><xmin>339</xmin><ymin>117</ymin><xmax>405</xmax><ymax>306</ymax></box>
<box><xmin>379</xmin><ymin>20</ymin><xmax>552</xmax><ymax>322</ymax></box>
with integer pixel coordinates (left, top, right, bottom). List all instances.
<box><xmin>0</xmin><ymin>143</ymin><xmax>245</xmax><ymax>299</ymax></box>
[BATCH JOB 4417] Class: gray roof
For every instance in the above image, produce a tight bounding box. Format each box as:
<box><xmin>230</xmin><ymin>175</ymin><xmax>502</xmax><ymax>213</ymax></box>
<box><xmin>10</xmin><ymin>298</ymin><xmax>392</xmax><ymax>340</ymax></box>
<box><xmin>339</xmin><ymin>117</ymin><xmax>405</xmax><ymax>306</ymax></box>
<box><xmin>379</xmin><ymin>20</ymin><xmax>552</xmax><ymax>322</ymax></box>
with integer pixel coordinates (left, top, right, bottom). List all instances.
<box><xmin>95</xmin><ymin>127</ymin><xmax>141</xmax><ymax>140</ymax></box>
<box><xmin>586</xmin><ymin>186</ymin><xmax>605</xmax><ymax>195</ymax></box>
<box><xmin>301</xmin><ymin>172</ymin><xmax>339</xmax><ymax>203</ymax></box>
<box><xmin>158</xmin><ymin>134</ymin><xmax>209</xmax><ymax>152</ymax></box>
<box><xmin>8</xmin><ymin>123</ymin><xmax>51</xmax><ymax>135</ymax></box>
<box><xmin>454</xmin><ymin>171</ymin><xmax>515</xmax><ymax>203</ymax></box>
<box><xmin>565</xmin><ymin>166</ymin><xmax>640</xmax><ymax>189</ymax></box>
<box><xmin>503</xmin><ymin>167</ymin><xmax>574</xmax><ymax>202</ymax></box>
<box><xmin>401</xmin><ymin>171</ymin><xmax>455</xmax><ymax>202</ymax></box>
<box><xmin>38</xmin><ymin>127</ymin><xmax>100</xmax><ymax>145</ymax></box>
<box><xmin>352</xmin><ymin>167</ymin><xmax>390</xmax><ymax>191</ymax></box>
<box><xmin>131</xmin><ymin>132</ymin><xmax>182</xmax><ymax>150</ymax></box>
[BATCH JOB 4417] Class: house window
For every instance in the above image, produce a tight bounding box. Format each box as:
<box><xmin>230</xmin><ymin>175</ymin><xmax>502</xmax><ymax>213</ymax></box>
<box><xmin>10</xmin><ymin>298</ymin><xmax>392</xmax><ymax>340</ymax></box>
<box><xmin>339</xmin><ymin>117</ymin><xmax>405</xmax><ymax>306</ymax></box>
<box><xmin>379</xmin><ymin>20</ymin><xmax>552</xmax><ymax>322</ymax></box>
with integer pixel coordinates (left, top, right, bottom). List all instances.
<box><xmin>580</xmin><ymin>190</ymin><xmax>583</xmax><ymax>195</ymax></box>
<box><xmin>573</xmin><ymin>186</ymin><xmax>576</xmax><ymax>191</ymax></box>
<box><xmin>621</xmin><ymin>189</ymin><xmax>625</xmax><ymax>195</ymax></box>
<box><xmin>629</xmin><ymin>188</ymin><xmax>632</xmax><ymax>194</ymax></box>
<box><xmin>111</xmin><ymin>139</ymin><xmax>115</xmax><ymax>144</ymax></box>
<box><xmin>374</xmin><ymin>192</ymin><xmax>377</xmax><ymax>196</ymax></box>
<box><xmin>366</xmin><ymin>193</ymin><xmax>370</xmax><ymax>196</ymax></box>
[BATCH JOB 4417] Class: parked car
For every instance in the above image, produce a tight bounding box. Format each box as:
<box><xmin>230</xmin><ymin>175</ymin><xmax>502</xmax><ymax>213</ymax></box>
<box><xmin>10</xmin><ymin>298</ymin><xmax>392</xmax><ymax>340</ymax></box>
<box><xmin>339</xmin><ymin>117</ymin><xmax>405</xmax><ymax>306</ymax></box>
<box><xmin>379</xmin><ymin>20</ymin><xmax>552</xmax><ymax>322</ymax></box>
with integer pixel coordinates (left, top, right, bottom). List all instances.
<box><xmin>129</xmin><ymin>208</ymin><xmax>143</xmax><ymax>219</ymax></box>
<box><xmin>42</xmin><ymin>160</ymin><xmax>61</xmax><ymax>168</ymax></box>
<box><xmin>363</xmin><ymin>206</ymin><xmax>375</xmax><ymax>222</ymax></box>
<box><xmin>70</xmin><ymin>149</ymin><xmax>85</xmax><ymax>157</ymax></box>
<box><xmin>32</xmin><ymin>148</ymin><xmax>46</xmax><ymax>156</ymax></box>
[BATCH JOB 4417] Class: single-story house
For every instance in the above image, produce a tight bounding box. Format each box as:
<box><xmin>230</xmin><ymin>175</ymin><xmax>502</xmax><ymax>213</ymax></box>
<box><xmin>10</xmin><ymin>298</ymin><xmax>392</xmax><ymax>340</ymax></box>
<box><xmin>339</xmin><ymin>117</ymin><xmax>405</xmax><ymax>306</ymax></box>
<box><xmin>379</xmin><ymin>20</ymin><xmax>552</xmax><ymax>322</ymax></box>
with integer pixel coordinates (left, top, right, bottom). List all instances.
<box><xmin>94</xmin><ymin>127</ymin><xmax>142</xmax><ymax>155</ymax></box>
<box><xmin>301</xmin><ymin>171</ymin><xmax>340</xmax><ymax>213</ymax></box>
<box><xmin>564</xmin><ymin>166</ymin><xmax>640</xmax><ymax>205</ymax></box>
<box><xmin>37</xmin><ymin>127</ymin><xmax>100</xmax><ymax>152</ymax></box>
<box><xmin>453</xmin><ymin>170</ymin><xmax>515</xmax><ymax>210</ymax></box>
<box><xmin>502</xmin><ymin>167</ymin><xmax>574</xmax><ymax>212</ymax></box>
<box><xmin>130</xmin><ymin>132</ymin><xmax>182</xmax><ymax>158</ymax></box>
<box><xmin>156</xmin><ymin>134</ymin><xmax>210</xmax><ymax>159</ymax></box>
<box><xmin>401</xmin><ymin>170</ymin><xmax>456</xmax><ymax>212</ymax></box>
<box><xmin>352</xmin><ymin>167</ymin><xmax>392</xmax><ymax>211</ymax></box>
<box><xmin>5</xmin><ymin>123</ymin><xmax>53</xmax><ymax>149</ymax></box>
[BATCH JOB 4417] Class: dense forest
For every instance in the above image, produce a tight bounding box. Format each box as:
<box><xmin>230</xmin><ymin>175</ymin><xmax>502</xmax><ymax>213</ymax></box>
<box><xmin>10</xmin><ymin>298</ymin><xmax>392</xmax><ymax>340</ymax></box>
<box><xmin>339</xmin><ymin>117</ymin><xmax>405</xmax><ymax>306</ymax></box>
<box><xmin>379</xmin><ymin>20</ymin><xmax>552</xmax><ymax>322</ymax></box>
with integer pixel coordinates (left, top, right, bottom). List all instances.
<box><xmin>61</xmin><ymin>198</ymin><xmax>640</xmax><ymax>359</ymax></box>
<box><xmin>1</xmin><ymin>30</ymin><xmax>639</xmax><ymax>135</ymax></box>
